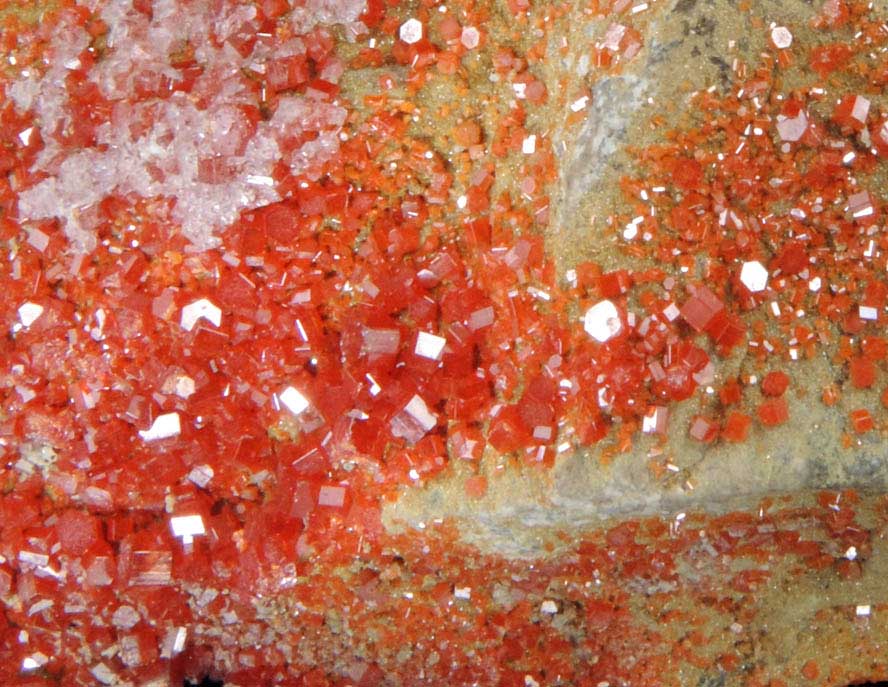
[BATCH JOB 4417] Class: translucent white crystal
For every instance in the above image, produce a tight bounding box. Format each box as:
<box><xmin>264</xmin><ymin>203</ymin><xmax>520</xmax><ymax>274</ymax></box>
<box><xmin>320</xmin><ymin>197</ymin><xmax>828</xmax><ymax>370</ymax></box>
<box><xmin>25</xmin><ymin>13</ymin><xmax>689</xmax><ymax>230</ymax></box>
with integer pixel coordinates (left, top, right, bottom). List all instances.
<box><xmin>318</xmin><ymin>485</ymin><xmax>346</xmax><ymax>507</ymax></box>
<box><xmin>584</xmin><ymin>300</ymin><xmax>622</xmax><ymax>343</ymax></box>
<box><xmin>187</xmin><ymin>464</ymin><xmax>215</xmax><ymax>488</ymax></box>
<box><xmin>399</xmin><ymin>18</ymin><xmax>423</xmax><ymax>44</ymax></box>
<box><xmin>169</xmin><ymin>514</ymin><xmax>206</xmax><ymax>545</ymax></box>
<box><xmin>460</xmin><ymin>26</ymin><xmax>480</xmax><ymax>50</ymax></box>
<box><xmin>161</xmin><ymin>627</ymin><xmax>188</xmax><ymax>659</ymax></box>
<box><xmin>21</xmin><ymin>653</ymin><xmax>48</xmax><ymax>672</ymax></box>
<box><xmin>18</xmin><ymin>551</ymin><xmax>49</xmax><ymax>567</ymax></box>
<box><xmin>280</xmin><ymin>386</ymin><xmax>310</xmax><ymax>416</ymax></box>
<box><xmin>365</xmin><ymin>373</ymin><xmax>381</xmax><ymax>397</ymax></box>
<box><xmin>570</xmin><ymin>96</ymin><xmax>589</xmax><ymax>112</ymax></box>
<box><xmin>172</xmin><ymin>375</ymin><xmax>195</xmax><ymax>399</ymax></box>
<box><xmin>848</xmin><ymin>191</ymin><xmax>874</xmax><ymax>219</ymax></box>
<box><xmin>180</xmin><ymin>298</ymin><xmax>222</xmax><ymax>331</ymax></box>
<box><xmin>776</xmin><ymin>111</ymin><xmax>808</xmax><ymax>142</ymax></box>
<box><xmin>390</xmin><ymin>394</ymin><xmax>438</xmax><ymax>444</ymax></box>
<box><xmin>533</xmin><ymin>425</ymin><xmax>553</xmax><ymax>440</ymax></box>
<box><xmin>467</xmin><ymin>306</ymin><xmax>495</xmax><ymax>331</ymax></box>
<box><xmin>770</xmin><ymin>26</ymin><xmax>792</xmax><ymax>49</ymax></box>
<box><xmin>18</xmin><ymin>302</ymin><xmax>43</xmax><ymax>327</ymax></box>
<box><xmin>540</xmin><ymin>599</ymin><xmax>559</xmax><ymax>614</ymax></box>
<box><xmin>361</xmin><ymin>327</ymin><xmax>400</xmax><ymax>357</ymax></box>
<box><xmin>138</xmin><ymin>413</ymin><xmax>181</xmax><ymax>442</ymax></box>
<box><xmin>740</xmin><ymin>260</ymin><xmax>769</xmax><ymax>292</ymax></box>
<box><xmin>414</xmin><ymin>331</ymin><xmax>446</xmax><ymax>360</ymax></box>
<box><xmin>859</xmin><ymin>306</ymin><xmax>878</xmax><ymax>321</ymax></box>
<box><xmin>642</xmin><ymin>406</ymin><xmax>669</xmax><ymax>434</ymax></box>
<box><xmin>90</xmin><ymin>663</ymin><xmax>116</xmax><ymax>686</ymax></box>
<box><xmin>850</xmin><ymin>95</ymin><xmax>870</xmax><ymax>124</ymax></box>
<box><xmin>522</xmin><ymin>135</ymin><xmax>537</xmax><ymax>154</ymax></box>
<box><xmin>111</xmin><ymin>605</ymin><xmax>140</xmax><ymax>630</ymax></box>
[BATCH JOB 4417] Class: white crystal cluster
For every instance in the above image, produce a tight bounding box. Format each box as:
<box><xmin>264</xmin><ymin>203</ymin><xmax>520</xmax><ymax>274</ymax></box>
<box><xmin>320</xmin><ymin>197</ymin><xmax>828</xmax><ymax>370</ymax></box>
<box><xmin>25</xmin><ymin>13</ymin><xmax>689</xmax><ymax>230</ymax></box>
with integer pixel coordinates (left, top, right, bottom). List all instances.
<box><xmin>10</xmin><ymin>0</ymin><xmax>361</xmax><ymax>251</ymax></box>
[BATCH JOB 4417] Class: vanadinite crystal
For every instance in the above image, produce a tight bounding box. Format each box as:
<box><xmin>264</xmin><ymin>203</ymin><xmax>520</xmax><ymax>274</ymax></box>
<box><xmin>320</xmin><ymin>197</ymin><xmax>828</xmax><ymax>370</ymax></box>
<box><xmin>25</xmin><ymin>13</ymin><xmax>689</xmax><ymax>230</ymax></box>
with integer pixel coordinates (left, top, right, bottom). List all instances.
<box><xmin>2</xmin><ymin>0</ymin><xmax>888</xmax><ymax>684</ymax></box>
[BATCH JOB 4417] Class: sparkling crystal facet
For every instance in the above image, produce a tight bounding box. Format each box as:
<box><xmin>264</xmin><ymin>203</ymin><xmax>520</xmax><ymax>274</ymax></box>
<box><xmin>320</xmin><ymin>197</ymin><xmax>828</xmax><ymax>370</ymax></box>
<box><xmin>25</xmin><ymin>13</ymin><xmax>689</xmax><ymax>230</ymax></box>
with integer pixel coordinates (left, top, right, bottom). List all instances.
<box><xmin>399</xmin><ymin>18</ymin><xmax>423</xmax><ymax>44</ymax></box>
<box><xmin>776</xmin><ymin>111</ymin><xmax>808</xmax><ymax>142</ymax></box>
<box><xmin>138</xmin><ymin>413</ymin><xmax>181</xmax><ymax>442</ymax></box>
<box><xmin>770</xmin><ymin>26</ymin><xmax>793</xmax><ymax>49</ymax></box>
<box><xmin>280</xmin><ymin>387</ymin><xmax>310</xmax><ymax>416</ymax></box>
<box><xmin>169</xmin><ymin>514</ymin><xmax>206</xmax><ymax>544</ymax></box>
<box><xmin>180</xmin><ymin>298</ymin><xmax>222</xmax><ymax>331</ymax></box>
<box><xmin>584</xmin><ymin>300</ymin><xmax>622</xmax><ymax>343</ymax></box>
<box><xmin>414</xmin><ymin>331</ymin><xmax>447</xmax><ymax>360</ymax></box>
<box><xmin>17</xmin><ymin>302</ymin><xmax>44</xmax><ymax>327</ymax></box>
<box><xmin>740</xmin><ymin>261</ymin><xmax>769</xmax><ymax>292</ymax></box>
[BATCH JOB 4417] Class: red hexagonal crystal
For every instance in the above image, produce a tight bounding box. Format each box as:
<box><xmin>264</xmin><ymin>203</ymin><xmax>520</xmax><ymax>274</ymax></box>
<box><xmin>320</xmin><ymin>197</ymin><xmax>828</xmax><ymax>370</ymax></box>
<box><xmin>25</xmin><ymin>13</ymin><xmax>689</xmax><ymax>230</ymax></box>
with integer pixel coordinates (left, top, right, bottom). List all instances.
<box><xmin>680</xmin><ymin>286</ymin><xmax>724</xmax><ymax>332</ymax></box>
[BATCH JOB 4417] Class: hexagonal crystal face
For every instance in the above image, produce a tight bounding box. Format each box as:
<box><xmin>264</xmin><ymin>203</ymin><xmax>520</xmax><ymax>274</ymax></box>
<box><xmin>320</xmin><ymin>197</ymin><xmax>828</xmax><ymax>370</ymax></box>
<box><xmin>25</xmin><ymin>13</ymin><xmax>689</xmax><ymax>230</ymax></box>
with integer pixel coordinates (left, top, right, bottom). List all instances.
<box><xmin>740</xmin><ymin>260</ymin><xmax>769</xmax><ymax>293</ymax></box>
<box><xmin>399</xmin><ymin>18</ymin><xmax>423</xmax><ymax>44</ymax></box>
<box><xmin>461</xmin><ymin>26</ymin><xmax>480</xmax><ymax>50</ymax></box>
<box><xmin>770</xmin><ymin>26</ymin><xmax>792</xmax><ymax>49</ymax></box>
<box><xmin>584</xmin><ymin>300</ymin><xmax>622</xmax><ymax>343</ymax></box>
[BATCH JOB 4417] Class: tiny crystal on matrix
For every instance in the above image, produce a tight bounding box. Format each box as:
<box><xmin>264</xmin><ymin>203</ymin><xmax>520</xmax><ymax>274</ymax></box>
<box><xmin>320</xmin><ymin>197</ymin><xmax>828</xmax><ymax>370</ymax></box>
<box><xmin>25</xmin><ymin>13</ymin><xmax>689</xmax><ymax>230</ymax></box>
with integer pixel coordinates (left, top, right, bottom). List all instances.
<box><xmin>461</xmin><ymin>26</ymin><xmax>481</xmax><ymax>50</ymax></box>
<box><xmin>833</xmin><ymin>95</ymin><xmax>870</xmax><ymax>130</ymax></box>
<box><xmin>642</xmin><ymin>406</ymin><xmax>669</xmax><ymax>435</ymax></box>
<box><xmin>399</xmin><ymin>18</ymin><xmax>423</xmax><ymax>44</ymax></box>
<box><xmin>776</xmin><ymin>111</ymin><xmax>809</xmax><ymax>142</ymax></box>
<box><xmin>770</xmin><ymin>26</ymin><xmax>793</xmax><ymax>49</ymax></box>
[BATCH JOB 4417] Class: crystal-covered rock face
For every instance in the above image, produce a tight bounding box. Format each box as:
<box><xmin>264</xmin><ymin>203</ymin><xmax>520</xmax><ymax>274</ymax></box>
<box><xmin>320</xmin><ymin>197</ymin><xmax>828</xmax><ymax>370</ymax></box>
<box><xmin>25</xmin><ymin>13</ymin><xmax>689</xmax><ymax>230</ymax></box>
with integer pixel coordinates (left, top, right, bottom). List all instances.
<box><xmin>388</xmin><ymin>0</ymin><xmax>888</xmax><ymax>564</ymax></box>
<box><xmin>2</xmin><ymin>0</ymin><xmax>888</xmax><ymax>683</ymax></box>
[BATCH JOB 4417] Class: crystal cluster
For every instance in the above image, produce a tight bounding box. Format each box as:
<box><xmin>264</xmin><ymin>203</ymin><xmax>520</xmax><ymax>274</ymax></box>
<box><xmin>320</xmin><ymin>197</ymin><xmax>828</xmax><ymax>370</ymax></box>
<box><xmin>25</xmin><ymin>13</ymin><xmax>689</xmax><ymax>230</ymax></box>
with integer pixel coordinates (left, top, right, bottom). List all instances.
<box><xmin>0</xmin><ymin>0</ymin><xmax>886</xmax><ymax>683</ymax></box>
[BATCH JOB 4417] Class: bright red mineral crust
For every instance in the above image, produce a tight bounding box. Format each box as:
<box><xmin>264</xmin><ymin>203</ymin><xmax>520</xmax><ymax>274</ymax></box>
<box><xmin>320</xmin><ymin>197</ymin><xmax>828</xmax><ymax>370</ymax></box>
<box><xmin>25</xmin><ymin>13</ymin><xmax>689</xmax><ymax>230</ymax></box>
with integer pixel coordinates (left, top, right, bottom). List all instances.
<box><xmin>0</xmin><ymin>0</ymin><xmax>887</xmax><ymax>684</ymax></box>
